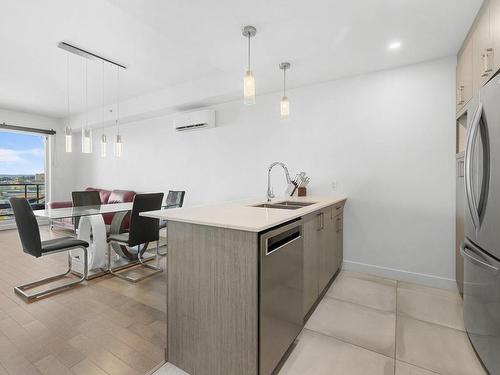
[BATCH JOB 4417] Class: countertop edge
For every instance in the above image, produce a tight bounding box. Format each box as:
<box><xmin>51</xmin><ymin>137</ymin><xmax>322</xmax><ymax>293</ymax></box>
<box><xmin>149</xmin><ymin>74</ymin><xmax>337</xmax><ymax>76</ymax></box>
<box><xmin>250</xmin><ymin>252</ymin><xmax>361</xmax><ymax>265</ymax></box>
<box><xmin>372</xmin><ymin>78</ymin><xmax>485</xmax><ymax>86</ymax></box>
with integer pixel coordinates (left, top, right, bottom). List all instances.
<box><xmin>141</xmin><ymin>196</ymin><xmax>347</xmax><ymax>232</ymax></box>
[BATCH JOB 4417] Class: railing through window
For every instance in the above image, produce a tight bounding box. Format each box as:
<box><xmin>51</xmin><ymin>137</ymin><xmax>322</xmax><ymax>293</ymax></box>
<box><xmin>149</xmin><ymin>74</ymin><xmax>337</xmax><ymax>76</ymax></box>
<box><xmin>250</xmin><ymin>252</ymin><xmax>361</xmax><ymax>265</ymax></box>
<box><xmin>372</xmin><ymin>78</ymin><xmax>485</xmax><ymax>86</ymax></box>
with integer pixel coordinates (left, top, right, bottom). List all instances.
<box><xmin>0</xmin><ymin>183</ymin><xmax>45</xmax><ymax>220</ymax></box>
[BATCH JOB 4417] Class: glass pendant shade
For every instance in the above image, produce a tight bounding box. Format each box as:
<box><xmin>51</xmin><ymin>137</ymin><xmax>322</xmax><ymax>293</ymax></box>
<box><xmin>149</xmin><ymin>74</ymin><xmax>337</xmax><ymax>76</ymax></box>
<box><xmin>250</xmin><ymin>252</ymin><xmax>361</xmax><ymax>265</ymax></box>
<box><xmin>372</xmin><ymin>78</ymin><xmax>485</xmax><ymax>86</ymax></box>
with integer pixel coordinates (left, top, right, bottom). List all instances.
<box><xmin>242</xmin><ymin>26</ymin><xmax>257</xmax><ymax>105</ymax></box>
<box><xmin>64</xmin><ymin>126</ymin><xmax>72</xmax><ymax>153</ymax></box>
<box><xmin>280</xmin><ymin>95</ymin><xmax>290</xmax><ymax>120</ymax></box>
<box><xmin>81</xmin><ymin>127</ymin><xmax>93</xmax><ymax>154</ymax></box>
<box><xmin>115</xmin><ymin>134</ymin><xmax>122</xmax><ymax>157</ymax></box>
<box><xmin>279</xmin><ymin>62</ymin><xmax>291</xmax><ymax>120</ymax></box>
<box><xmin>100</xmin><ymin>134</ymin><xmax>107</xmax><ymax>157</ymax></box>
<box><xmin>244</xmin><ymin>70</ymin><xmax>256</xmax><ymax>105</ymax></box>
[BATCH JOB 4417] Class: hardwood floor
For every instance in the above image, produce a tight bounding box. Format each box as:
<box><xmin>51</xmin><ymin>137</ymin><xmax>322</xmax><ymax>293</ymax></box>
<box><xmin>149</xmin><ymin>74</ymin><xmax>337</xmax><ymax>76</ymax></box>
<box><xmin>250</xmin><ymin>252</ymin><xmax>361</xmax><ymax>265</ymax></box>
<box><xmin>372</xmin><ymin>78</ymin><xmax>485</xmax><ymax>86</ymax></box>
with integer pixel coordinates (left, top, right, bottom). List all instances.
<box><xmin>0</xmin><ymin>227</ymin><xmax>166</xmax><ymax>375</ymax></box>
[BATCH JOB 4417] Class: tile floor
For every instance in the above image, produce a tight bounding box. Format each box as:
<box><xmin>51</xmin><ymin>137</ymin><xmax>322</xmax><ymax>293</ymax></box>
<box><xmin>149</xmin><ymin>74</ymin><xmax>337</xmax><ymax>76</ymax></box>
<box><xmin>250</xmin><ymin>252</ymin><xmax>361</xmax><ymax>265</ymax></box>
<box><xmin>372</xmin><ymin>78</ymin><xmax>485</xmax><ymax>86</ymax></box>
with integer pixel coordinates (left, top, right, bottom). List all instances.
<box><xmin>155</xmin><ymin>270</ymin><xmax>487</xmax><ymax>375</ymax></box>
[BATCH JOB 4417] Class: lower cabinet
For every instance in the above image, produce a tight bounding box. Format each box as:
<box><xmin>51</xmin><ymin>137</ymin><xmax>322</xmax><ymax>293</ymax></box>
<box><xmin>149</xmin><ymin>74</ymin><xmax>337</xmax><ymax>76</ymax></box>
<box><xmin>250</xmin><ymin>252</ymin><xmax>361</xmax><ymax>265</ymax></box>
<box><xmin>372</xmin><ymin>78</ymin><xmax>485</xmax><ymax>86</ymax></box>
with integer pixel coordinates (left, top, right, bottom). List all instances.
<box><xmin>303</xmin><ymin>212</ymin><xmax>320</xmax><ymax>315</ymax></box>
<box><xmin>303</xmin><ymin>202</ymin><xmax>344</xmax><ymax>318</ymax></box>
<box><xmin>319</xmin><ymin>207</ymin><xmax>337</xmax><ymax>292</ymax></box>
<box><xmin>336</xmin><ymin>210</ymin><xmax>343</xmax><ymax>270</ymax></box>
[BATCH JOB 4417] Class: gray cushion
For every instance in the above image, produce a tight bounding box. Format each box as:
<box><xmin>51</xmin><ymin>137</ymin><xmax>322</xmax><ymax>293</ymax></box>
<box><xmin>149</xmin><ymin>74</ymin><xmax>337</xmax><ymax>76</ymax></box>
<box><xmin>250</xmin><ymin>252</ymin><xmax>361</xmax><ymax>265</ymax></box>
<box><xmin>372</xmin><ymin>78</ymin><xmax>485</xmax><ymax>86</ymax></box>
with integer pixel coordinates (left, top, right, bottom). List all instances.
<box><xmin>107</xmin><ymin>232</ymin><xmax>130</xmax><ymax>244</ymax></box>
<box><xmin>41</xmin><ymin>237</ymin><xmax>89</xmax><ymax>253</ymax></box>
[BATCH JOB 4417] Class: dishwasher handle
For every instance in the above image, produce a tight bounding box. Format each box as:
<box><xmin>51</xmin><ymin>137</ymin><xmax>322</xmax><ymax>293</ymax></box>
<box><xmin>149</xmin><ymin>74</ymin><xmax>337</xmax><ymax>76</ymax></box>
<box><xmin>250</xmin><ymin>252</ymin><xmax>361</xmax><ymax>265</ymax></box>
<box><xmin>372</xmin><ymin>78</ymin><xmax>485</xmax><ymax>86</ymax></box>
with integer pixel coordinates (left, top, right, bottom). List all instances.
<box><xmin>266</xmin><ymin>231</ymin><xmax>301</xmax><ymax>256</ymax></box>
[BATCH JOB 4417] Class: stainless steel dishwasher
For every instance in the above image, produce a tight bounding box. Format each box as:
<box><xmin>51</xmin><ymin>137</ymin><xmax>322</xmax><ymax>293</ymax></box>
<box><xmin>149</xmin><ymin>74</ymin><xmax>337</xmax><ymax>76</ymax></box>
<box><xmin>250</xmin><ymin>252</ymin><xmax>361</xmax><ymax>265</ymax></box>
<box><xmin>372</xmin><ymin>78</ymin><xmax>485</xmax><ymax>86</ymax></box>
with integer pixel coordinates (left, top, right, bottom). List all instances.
<box><xmin>260</xmin><ymin>219</ymin><xmax>304</xmax><ymax>375</ymax></box>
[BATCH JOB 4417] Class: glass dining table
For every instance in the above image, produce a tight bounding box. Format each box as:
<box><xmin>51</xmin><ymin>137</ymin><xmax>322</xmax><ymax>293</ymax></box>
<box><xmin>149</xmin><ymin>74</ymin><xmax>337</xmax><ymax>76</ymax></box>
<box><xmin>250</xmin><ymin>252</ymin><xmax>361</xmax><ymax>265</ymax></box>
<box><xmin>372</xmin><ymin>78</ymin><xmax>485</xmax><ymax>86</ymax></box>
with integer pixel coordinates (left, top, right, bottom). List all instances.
<box><xmin>34</xmin><ymin>202</ymin><xmax>154</xmax><ymax>279</ymax></box>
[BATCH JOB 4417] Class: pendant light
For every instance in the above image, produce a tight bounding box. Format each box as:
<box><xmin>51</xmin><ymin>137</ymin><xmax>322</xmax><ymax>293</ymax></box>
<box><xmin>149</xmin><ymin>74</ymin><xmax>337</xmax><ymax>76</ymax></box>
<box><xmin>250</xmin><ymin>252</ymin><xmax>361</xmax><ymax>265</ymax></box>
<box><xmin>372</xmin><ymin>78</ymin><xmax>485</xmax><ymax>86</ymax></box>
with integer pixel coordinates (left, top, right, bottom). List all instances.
<box><xmin>114</xmin><ymin>67</ymin><xmax>122</xmax><ymax>158</ymax></box>
<box><xmin>64</xmin><ymin>54</ymin><xmax>72</xmax><ymax>152</ymax></box>
<box><xmin>279</xmin><ymin>62</ymin><xmax>290</xmax><ymax>120</ymax></box>
<box><xmin>242</xmin><ymin>25</ymin><xmax>257</xmax><ymax>105</ymax></box>
<box><xmin>65</xmin><ymin>126</ymin><xmax>72</xmax><ymax>153</ymax></box>
<box><xmin>81</xmin><ymin>60</ymin><xmax>93</xmax><ymax>153</ymax></box>
<box><xmin>100</xmin><ymin>62</ymin><xmax>107</xmax><ymax>157</ymax></box>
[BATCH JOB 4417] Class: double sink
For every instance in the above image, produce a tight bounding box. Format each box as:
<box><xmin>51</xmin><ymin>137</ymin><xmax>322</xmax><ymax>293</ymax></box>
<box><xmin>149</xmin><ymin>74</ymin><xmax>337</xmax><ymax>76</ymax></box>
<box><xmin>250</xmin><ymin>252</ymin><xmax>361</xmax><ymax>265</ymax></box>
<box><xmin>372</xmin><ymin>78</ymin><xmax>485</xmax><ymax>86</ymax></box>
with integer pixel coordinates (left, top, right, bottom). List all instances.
<box><xmin>252</xmin><ymin>201</ymin><xmax>316</xmax><ymax>210</ymax></box>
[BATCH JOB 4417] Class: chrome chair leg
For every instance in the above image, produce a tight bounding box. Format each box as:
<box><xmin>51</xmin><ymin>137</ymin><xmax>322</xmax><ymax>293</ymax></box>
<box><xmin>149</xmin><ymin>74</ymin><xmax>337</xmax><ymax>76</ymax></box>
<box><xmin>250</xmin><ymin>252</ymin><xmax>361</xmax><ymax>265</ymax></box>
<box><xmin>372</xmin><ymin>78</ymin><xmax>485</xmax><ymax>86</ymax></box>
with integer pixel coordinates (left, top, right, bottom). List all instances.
<box><xmin>157</xmin><ymin>225</ymin><xmax>167</xmax><ymax>257</ymax></box>
<box><xmin>156</xmin><ymin>238</ymin><xmax>167</xmax><ymax>257</ymax></box>
<box><xmin>14</xmin><ymin>247</ymin><xmax>88</xmax><ymax>302</ymax></box>
<box><xmin>108</xmin><ymin>243</ymin><xmax>163</xmax><ymax>283</ymax></box>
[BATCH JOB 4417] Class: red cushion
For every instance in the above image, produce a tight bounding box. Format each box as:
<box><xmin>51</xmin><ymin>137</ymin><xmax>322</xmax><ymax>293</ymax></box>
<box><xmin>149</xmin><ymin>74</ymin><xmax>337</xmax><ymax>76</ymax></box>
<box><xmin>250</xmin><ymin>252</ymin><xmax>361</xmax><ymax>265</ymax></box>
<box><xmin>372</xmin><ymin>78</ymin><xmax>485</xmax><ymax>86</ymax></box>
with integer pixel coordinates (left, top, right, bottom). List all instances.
<box><xmin>108</xmin><ymin>190</ymin><xmax>136</xmax><ymax>204</ymax></box>
<box><xmin>85</xmin><ymin>187</ymin><xmax>111</xmax><ymax>204</ymax></box>
<box><xmin>48</xmin><ymin>201</ymin><xmax>72</xmax><ymax>209</ymax></box>
<box><xmin>103</xmin><ymin>190</ymin><xmax>136</xmax><ymax>227</ymax></box>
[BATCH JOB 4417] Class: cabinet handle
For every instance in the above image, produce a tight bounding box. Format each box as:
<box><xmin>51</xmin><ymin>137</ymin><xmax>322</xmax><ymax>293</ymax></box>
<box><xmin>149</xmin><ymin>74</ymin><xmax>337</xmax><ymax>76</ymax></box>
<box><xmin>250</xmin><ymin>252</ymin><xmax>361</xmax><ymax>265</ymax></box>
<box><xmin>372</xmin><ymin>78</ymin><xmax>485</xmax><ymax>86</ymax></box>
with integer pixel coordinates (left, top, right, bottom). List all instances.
<box><xmin>481</xmin><ymin>48</ymin><xmax>494</xmax><ymax>77</ymax></box>
<box><xmin>336</xmin><ymin>217</ymin><xmax>342</xmax><ymax>233</ymax></box>
<box><xmin>457</xmin><ymin>159</ymin><xmax>465</xmax><ymax>178</ymax></box>
<box><xmin>334</xmin><ymin>206</ymin><xmax>342</xmax><ymax>218</ymax></box>
<box><xmin>316</xmin><ymin>213</ymin><xmax>324</xmax><ymax>231</ymax></box>
<box><xmin>458</xmin><ymin>85</ymin><xmax>465</xmax><ymax>106</ymax></box>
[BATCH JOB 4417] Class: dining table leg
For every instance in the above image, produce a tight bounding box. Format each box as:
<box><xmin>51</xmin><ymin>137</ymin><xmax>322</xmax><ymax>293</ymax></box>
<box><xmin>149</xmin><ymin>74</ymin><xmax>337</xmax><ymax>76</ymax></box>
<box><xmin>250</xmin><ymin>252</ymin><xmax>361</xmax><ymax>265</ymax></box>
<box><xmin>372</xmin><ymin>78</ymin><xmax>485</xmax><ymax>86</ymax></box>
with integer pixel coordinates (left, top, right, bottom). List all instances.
<box><xmin>70</xmin><ymin>215</ymin><xmax>107</xmax><ymax>279</ymax></box>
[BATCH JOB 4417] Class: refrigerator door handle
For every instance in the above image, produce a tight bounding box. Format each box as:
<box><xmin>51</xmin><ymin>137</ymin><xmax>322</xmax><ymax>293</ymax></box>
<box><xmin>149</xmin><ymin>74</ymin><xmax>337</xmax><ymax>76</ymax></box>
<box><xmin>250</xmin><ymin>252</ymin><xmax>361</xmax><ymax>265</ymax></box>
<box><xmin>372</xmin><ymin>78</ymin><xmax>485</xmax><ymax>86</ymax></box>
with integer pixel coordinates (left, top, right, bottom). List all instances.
<box><xmin>461</xmin><ymin>242</ymin><xmax>499</xmax><ymax>274</ymax></box>
<box><xmin>464</xmin><ymin>103</ymin><xmax>482</xmax><ymax>232</ymax></box>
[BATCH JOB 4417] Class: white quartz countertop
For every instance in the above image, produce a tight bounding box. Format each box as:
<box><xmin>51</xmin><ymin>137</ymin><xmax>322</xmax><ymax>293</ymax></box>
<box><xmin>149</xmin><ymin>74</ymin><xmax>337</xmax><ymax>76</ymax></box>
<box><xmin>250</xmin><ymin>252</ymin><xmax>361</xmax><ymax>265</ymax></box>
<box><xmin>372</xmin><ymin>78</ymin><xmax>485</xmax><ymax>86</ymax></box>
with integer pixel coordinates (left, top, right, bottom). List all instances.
<box><xmin>141</xmin><ymin>195</ymin><xmax>347</xmax><ymax>232</ymax></box>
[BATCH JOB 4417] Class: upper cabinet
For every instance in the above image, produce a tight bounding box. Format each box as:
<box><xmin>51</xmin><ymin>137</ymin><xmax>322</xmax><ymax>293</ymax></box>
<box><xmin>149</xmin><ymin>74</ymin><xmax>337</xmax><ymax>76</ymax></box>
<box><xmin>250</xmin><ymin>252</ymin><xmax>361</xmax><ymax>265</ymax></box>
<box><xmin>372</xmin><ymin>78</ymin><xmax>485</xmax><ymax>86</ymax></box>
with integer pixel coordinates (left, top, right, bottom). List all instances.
<box><xmin>473</xmin><ymin>4</ymin><xmax>493</xmax><ymax>91</ymax></box>
<box><xmin>457</xmin><ymin>36</ymin><xmax>473</xmax><ymax>112</ymax></box>
<box><xmin>457</xmin><ymin>0</ymin><xmax>500</xmax><ymax>113</ymax></box>
<box><xmin>493</xmin><ymin>0</ymin><xmax>500</xmax><ymax>71</ymax></box>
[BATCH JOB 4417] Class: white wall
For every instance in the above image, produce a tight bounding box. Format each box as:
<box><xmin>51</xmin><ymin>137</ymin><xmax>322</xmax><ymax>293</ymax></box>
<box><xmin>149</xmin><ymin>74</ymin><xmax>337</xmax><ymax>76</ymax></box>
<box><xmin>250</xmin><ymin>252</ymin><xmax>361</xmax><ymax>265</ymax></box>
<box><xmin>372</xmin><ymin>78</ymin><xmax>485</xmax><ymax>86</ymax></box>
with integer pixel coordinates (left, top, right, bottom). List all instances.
<box><xmin>0</xmin><ymin>108</ymin><xmax>75</xmax><ymax>202</ymax></box>
<box><xmin>72</xmin><ymin>57</ymin><xmax>457</xmax><ymax>288</ymax></box>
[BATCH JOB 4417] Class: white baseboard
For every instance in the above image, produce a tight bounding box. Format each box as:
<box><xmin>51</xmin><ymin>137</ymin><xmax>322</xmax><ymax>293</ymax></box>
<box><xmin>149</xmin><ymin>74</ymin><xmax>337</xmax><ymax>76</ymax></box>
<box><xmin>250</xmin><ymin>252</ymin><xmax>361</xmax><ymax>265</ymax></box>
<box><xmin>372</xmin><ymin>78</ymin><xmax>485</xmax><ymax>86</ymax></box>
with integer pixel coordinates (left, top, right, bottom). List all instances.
<box><xmin>343</xmin><ymin>260</ymin><xmax>458</xmax><ymax>291</ymax></box>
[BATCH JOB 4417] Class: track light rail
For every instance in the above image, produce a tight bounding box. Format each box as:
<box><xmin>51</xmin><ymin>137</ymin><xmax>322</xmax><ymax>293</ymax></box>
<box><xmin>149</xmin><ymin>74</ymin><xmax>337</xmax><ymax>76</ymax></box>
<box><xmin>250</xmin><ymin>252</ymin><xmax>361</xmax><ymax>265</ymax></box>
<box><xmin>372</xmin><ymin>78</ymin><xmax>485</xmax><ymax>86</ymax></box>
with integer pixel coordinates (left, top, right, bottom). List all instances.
<box><xmin>57</xmin><ymin>42</ymin><xmax>126</xmax><ymax>69</ymax></box>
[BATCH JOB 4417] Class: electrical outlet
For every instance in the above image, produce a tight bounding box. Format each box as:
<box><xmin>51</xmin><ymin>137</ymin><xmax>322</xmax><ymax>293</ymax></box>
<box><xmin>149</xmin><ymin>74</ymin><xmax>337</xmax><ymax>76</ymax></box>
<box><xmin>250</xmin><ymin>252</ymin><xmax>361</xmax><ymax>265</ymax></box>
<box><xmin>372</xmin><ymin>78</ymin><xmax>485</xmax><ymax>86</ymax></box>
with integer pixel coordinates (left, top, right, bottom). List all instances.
<box><xmin>331</xmin><ymin>181</ymin><xmax>337</xmax><ymax>191</ymax></box>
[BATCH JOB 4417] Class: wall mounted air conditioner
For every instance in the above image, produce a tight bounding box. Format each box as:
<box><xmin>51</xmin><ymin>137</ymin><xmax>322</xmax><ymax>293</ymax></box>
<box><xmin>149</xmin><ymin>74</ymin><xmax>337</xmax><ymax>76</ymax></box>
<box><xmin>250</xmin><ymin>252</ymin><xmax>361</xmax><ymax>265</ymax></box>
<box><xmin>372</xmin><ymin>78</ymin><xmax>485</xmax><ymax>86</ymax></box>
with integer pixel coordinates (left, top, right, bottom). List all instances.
<box><xmin>174</xmin><ymin>109</ymin><xmax>216</xmax><ymax>132</ymax></box>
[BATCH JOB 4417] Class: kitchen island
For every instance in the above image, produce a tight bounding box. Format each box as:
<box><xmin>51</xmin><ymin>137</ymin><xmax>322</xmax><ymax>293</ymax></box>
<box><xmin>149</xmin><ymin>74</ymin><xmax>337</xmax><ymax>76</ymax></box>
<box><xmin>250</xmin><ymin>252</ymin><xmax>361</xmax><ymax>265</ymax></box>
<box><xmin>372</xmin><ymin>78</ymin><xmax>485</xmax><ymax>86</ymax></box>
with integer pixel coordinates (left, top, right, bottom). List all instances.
<box><xmin>143</xmin><ymin>195</ymin><xmax>347</xmax><ymax>375</ymax></box>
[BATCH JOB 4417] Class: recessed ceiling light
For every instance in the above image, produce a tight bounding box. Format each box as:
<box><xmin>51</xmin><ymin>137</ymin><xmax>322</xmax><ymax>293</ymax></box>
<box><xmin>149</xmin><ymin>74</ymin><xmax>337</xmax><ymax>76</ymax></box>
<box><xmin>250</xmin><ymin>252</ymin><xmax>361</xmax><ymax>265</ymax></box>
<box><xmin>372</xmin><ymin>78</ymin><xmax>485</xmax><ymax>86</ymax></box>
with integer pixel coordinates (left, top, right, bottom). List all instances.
<box><xmin>388</xmin><ymin>41</ymin><xmax>402</xmax><ymax>50</ymax></box>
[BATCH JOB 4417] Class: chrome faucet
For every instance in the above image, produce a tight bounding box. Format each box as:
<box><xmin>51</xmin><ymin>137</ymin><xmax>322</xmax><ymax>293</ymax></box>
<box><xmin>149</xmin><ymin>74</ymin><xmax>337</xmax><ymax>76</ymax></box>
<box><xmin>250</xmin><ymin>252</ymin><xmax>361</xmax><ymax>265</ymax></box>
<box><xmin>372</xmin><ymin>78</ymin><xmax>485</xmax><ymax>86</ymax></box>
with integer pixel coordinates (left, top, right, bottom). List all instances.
<box><xmin>267</xmin><ymin>162</ymin><xmax>292</xmax><ymax>202</ymax></box>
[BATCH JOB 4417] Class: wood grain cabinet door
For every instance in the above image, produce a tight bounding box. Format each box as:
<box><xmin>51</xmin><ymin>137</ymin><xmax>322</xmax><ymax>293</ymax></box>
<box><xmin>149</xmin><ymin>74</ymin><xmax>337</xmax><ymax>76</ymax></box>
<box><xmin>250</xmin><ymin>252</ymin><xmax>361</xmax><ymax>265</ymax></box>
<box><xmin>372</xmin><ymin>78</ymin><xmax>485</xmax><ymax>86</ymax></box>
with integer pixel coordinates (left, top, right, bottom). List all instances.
<box><xmin>327</xmin><ymin>208</ymin><xmax>339</xmax><ymax>281</ymax></box>
<box><xmin>303</xmin><ymin>213</ymin><xmax>320</xmax><ymax>317</ymax></box>
<box><xmin>473</xmin><ymin>3</ymin><xmax>493</xmax><ymax>91</ymax></box>
<box><xmin>318</xmin><ymin>208</ymin><xmax>335</xmax><ymax>293</ymax></box>
<box><xmin>336</xmin><ymin>212</ymin><xmax>344</xmax><ymax>270</ymax></box>
<box><xmin>457</xmin><ymin>49</ymin><xmax>464</xmax><ymax>112</ymax></box>
<box><xmin>457</xmin><ymin>37</ymin><xmax>473</xmax><ymax>112</ymax></box>
<box><xmin>492</xmin><ymin>0</ymin><xmax>500</xmax><ymax>73</ymax></box>
<box><xmin>303</xmin><ymin>205</ymin><xmax>345</xmax><ymax>318</ymax></box>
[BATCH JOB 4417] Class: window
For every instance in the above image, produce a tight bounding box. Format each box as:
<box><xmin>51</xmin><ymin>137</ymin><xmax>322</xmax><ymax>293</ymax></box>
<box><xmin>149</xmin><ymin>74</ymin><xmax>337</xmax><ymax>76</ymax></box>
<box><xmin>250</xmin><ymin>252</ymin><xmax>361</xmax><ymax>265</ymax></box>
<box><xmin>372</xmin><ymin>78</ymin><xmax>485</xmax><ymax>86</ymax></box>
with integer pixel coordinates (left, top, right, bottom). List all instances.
<box><xmin>0</xmin><ymin>130</ymin><xmax>47</xmax><ymax>222</ymax></box>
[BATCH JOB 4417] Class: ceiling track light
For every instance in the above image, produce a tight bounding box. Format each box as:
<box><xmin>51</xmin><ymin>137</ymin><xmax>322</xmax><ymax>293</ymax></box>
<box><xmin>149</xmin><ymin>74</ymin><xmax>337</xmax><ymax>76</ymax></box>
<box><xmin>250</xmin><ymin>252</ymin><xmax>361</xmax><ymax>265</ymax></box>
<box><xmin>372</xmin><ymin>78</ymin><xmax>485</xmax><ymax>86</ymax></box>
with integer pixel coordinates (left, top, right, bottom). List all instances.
<box><xmin>58</xmin><ymin>42</ymin><xmax>126</xmax><ymax>69</ymax></box>
<box><xmin>279</xmin><ymin>62</ymin><xmax>290</xmax><ymax>120</ymax></box>
<box><xmin>59</xmin><ymin>41</ymin><xmax>125</xmax><ymax>156</ymax></box>
<box><xmin>57</xmin><ymin>42</ymin><xmax>127</xmax><ymax>157</ymax></box>
<box><xmin>242</xmin><ymin>25</ymin><xmax>257</xmax><ymax>105</ymax></box>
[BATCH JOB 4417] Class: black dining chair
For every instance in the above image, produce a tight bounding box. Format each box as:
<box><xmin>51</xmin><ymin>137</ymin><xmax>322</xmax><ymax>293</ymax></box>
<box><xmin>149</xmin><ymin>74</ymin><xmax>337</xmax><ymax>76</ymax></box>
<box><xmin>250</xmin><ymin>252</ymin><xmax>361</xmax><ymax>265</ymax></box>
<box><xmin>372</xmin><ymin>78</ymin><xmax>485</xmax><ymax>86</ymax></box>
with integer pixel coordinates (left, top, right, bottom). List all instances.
<box><xmin>9</xmin><ymin>198</ymin><xmax>89</xmax><ymax>302</ymax></box>
<box><xmin>157</xmin><ymin>190</ymin><xmax>186</xmax><ymax>256</ymax></box>
<box><xmin>107</xmin><ymin>193</ymin><xmax>164</xmax><ymax>282</ymax></box>
<box><xmin>72</xmin><ymin>190</ymin><xmax>101</xmax><ymax>232</ymax></box>
<box><xmin>165</xmin><ymin>190</ymin><xmax>185</xmax><ymax>208</ymax></box>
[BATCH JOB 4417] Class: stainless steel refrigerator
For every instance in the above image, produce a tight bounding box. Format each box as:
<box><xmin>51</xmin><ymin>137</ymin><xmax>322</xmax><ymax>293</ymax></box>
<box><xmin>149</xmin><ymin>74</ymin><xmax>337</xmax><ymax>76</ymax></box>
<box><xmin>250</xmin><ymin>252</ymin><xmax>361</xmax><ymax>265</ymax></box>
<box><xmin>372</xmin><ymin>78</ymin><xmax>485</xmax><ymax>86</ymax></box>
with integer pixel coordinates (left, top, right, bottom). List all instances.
<box><xmin>462</xmin><ymin>76</ymin><xmax>500</xmax><ymax>374</ymax></box>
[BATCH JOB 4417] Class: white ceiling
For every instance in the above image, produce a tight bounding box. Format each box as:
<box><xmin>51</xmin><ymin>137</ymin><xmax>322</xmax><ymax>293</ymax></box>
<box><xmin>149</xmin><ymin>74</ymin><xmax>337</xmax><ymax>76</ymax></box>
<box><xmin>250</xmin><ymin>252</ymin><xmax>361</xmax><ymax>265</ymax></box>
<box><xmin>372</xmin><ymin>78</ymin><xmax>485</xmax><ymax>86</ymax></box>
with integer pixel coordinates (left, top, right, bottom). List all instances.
<box><xmin>0</xmin><ymin>0</ymin><xmax>482</xmax><ymax>119</ymax></box>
